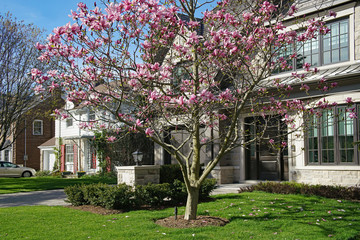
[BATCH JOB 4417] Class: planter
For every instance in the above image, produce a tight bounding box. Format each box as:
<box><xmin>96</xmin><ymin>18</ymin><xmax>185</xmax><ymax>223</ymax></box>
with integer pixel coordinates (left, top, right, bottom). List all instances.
<box><xmin>77</xmin><ymin>172</ymin><xmax>86</xmax><ymax>178</ymax></box>
<box><xmin>61</xmin><ymin>171</ymin><xmax>72</xmax><ymax>177</ymax></box>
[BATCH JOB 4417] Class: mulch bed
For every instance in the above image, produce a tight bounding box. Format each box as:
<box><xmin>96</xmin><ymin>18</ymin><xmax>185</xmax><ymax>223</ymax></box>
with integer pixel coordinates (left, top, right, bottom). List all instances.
<box><xmin>66</xmin><ymin>205</ymin><xmax>124</xmax><ymax>215</ymax></box>
<box><xmin>155</xmin><ymin>215</ymin><xmax>229</xmax><ymax>228</ymax></box>
<box><xmin>66</xmin><ymin>205</ymin><xmax>229</xmax><ymax>228</ymax></box>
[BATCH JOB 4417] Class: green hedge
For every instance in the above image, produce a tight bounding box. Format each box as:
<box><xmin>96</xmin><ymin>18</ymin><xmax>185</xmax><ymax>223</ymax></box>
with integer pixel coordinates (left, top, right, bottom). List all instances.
<box><xmin>64</xmin><ymin>179</ymin><xmax>217</xmax><ymax>209</ymax></box>
<box><xmin>238</xmin><ymin>181</ymin><xmax>360</xmax><ymax>201</ymax></box>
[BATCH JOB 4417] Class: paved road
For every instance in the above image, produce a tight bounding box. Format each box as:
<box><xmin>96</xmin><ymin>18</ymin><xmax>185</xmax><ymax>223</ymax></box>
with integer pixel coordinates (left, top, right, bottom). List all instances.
<box><xmin>0</xmin><ymin>183</ymin><xmax>254</xmax><ymax>207</ymax></box>
<box><xmin>0</xmin><ymin>189</ymin><xmax>70</xmax><ymax>207</ymax></box>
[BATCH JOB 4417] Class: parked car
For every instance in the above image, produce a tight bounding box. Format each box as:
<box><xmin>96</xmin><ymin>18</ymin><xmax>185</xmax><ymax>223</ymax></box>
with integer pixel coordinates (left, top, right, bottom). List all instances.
<box><xmin>0</xmin><ymin>161</ymin><xmax>36</xmax><ymax>177</ymax></box>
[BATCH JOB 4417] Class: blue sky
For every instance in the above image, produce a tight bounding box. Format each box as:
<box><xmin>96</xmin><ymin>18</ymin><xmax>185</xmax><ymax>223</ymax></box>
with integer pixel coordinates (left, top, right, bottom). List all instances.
<box><xmin>0</xmin><ymin>0</ymin><xmax>95</xmax><ymax>36</ymax></box>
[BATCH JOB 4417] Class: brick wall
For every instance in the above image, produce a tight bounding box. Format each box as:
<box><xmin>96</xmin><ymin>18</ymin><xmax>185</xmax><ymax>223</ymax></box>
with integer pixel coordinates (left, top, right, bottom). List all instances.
<box><xmin>13</xmin><ymin>95</ymin><xmax>63</xmax><ymax>170</ymax></box>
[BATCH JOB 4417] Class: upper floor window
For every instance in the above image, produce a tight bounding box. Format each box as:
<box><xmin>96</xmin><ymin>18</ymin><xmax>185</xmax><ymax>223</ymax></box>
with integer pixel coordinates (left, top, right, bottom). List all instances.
<box><xmin>33</xmin><ymin>120</ymin><xmax>43</xmax><ymax>135</ymax></box>
<box><xmin>172</xmin><ymin>62</ymin><xmax>191</xmax><ymax>93</ymax></box>
<box><xmin>66</xmin><ymin>118</ymin><xmax>73</xmax><ymax>128</ymax></box>
<box><xmin>306</xmin><ymin>104</ymin><xmax>359</xmax><ymax>165</ymax></box>
<box><xmin>89</xmin><ymin>111</ymin><xmax>96</xmax><ymax>121</ymax></box>
<box><xmin>274</xmin><ymin>18</ymin><xmax>349</xmax><ymax>74</ymax></box>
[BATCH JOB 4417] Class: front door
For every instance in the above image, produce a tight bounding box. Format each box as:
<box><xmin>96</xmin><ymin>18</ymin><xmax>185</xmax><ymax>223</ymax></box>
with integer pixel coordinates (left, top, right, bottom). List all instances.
<box><xmin>258</xmin><ymin>122</ymin><xmax>280</xmax><ymax>180</ymax></box>
<box><xmin>245</xmin><ymin>116</ymin><xmax>287</xmax><ymax>181</ymax></box>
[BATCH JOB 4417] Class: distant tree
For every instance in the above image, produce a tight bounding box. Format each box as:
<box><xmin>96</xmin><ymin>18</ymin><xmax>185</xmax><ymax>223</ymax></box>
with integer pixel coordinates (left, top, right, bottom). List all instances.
<box><xmin>0</xmin><ymin>13</ymin><xmax>55</xmax><ymax>151</ymax></box>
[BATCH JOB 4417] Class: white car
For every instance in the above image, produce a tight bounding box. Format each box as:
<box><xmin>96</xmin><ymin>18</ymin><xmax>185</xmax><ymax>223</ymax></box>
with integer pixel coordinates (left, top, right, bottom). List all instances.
<box><xmin>0</xmin><ymin>161</ymin><xmax>36</xmax><ymax>177</ymax></box>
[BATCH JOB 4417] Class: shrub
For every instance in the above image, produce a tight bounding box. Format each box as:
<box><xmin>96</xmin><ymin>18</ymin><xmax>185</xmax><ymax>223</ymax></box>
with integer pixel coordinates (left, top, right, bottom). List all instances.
<box><xmin>98</xmin><ymin>184</ymin><xmax>133</xmax><ymax>209</ymax></box>
<box><xmin>168</xmin><ymin>179</ymin><xmax>187</xmax><ymax>204</ymax></box>
<box><xmin>35</xmin><ymin>170</ymin><xmax>52</xmax><ymax>177</ymax></box>
<box><xmin>160</xmin><ymin>164</ymin><xmax>205</xmax><ymax>184</ymax></box>
<box><xmin>160</xmin><ymin>165</ymin><xmax>183</xmax><ymax>184</ymax></box>
<box><xmin>64</xmin><ymin>184</ymin><xmax>87</xmax><ymax>206</ymax></box>
<box><xmin>239</xmin><ymin>181</ymin><xmax>360</xmax><ymax>201</ymax></box>
<box><xmin>64</xmin><ymin>177</ymin><xmax>218</xmax><ymax>210</ymax></box>
<box><xmin>134</xmin><ymin>183</ymin><xmax>171</xmax><ymax>207</ymax></box>
<box><xmin>199</xmin><ymin>178</ymin><xmax>217</xmax><ymax>200</ymax></box>
<box><xmin>83</xmin><ymin>183</ymin><xmax>109</xmax><ymax>206</ymax></box>
<box><xmin>169</xmin><ymin>178</ymin><xmax>217</xmax><ymax>204</ymax></box>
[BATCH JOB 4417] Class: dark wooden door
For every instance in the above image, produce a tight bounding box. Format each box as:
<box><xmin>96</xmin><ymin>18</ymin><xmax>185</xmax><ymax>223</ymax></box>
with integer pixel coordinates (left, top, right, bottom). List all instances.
<box><xmin>245</xmin><ymin>116</ymin><xmax>285</xmax><ymax>181</ymax></box>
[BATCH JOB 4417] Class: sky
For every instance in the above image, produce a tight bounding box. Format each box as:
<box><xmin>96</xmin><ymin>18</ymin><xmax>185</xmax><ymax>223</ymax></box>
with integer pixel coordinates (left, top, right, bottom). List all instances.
<box><xmin>0</xmin><ymin>0</ymin><xmax>95</xmax><ymax>36</ymax></box>
<box><xmin>0</xmin><ymin>0</ymin><xmax>213</xmax><ymax>38</ymax></box>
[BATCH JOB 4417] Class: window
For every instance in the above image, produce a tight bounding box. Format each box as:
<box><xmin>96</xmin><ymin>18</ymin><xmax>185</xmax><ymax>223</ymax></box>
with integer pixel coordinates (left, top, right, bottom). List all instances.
<box><xmin>306</xmin><ymin>104</ymin><xmax>359</xmax><ymax>165</ymax></box>
<box><xmin>89</xmin><ymin>111</ymin><xmax>96</xmax><ymax>121</ymax></box>
<box><xmin>65</xmin><ymin>145</ymin><xmax>74</xmax><ymax>163</ymax></box>
<box><xmin>274</xmin><ymin>18</ymin><xmax>349</xmax><ymax>73</ymax></box>
<box><xmin>33</xmin><ymin>120</ymin><xmax>43</xmax><ymax>135</ymax></box>
<box><xmin>66</xmin><ymin>118</ymin><xmax>73</xmax><ymax>127</ymax></box>
<box><xmin>323</xmin><ymin>19</ymin><xmax>349</xmax><ymax>64</ymax></box>
<box><xmin>4</xmin><ymin>150</ymin><xmax>10</xmax><ymax>162</ymax></box>
<box><xmin>172</xmin><ymin>62</ymin><xmax>191</xmax><ymax>93</ymax></box>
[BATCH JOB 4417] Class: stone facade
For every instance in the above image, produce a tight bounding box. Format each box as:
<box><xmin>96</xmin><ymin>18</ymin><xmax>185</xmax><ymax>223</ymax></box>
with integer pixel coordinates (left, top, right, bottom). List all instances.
<box><xmin>116</xmin><ymin>165</ymin><xmax>160</xmax><ymax>186</ymax></box>
<box><xmin>355</xmin><ymin>4</ymin><xmax>360</xmax><ymax>60</ymax></box>
<box><xmin>292</xmin><ymin>169</ymin><xmax>360</xmax><ymax>186</ymax></box>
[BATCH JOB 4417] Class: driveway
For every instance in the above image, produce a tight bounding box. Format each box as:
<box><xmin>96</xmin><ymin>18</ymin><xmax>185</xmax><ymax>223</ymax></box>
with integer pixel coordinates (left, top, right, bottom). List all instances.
<box><xmin>0</xmin><ymin>189</ymin><xmax>70</xmax><ymax>207</ymax></box>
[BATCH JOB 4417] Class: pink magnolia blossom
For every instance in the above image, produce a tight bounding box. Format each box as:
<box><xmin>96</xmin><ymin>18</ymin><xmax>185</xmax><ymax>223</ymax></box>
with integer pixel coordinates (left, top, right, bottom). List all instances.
<box><xmin>107</xmin><ymin>136</ymin><xmax>116</xmax><ymax>142</ymax></box>
<box><xmin>145</xmin><ymin>128</ymin><xmax>154</xmax><ymax>136</ymax></box>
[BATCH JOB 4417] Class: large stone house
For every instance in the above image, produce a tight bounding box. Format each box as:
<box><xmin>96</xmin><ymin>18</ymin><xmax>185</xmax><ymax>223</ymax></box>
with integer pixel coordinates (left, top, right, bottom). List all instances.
<box><xmin>152</xmin><ymin>0</ymin><xmax>360</xmax><ymax>186</ymax></box>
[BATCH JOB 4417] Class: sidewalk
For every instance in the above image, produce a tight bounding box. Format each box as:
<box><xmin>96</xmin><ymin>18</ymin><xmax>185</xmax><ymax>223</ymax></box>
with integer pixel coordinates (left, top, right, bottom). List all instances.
<box><xmin>211</xmin><ymin>183</ymin><xmax>254</xmax><ymax>195</ymax></box>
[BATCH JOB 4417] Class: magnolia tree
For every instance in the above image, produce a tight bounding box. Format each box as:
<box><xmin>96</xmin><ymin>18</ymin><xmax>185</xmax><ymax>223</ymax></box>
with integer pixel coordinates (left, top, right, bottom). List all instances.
<box><xmin>32</xmin><ymin>0</ymin><xmax>349</xmax><ymax>220</ymax></box>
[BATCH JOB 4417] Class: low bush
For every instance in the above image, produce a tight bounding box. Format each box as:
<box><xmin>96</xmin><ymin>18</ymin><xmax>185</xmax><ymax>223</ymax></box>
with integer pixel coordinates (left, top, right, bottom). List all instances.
<box><xmin>199</xmin><ymin>178</ymin><xmax>218</xmax><ymax>200</ymax></box>
<box><xmin>64</xmin><ymin>184</ymin><xmax>87</xmax><ymax>206</ymax></box>
<box><xmin>64</xmin><ymin>178</ymin><xmax>218</xmax><ymax>209</ymax></box>
<box><xmin>134</xmin><ymin>183</ymin><xmax>171</xmax><ymax>207</ymax></box>
<box><xmin>239</xmin><ymin>181</ymin><xmax>360</xmax><ymax>201</ymax></box>
<box><xmin>83</xmin><ymin>183</ymin><xmax>109</xmax><ymax>206</ymax></box>
<box><xmin>98</xmin><ymin>184</ymin><xmax>133</xmax><ymax>209</ymax></box>
<box><xmin>168</xmin><ymin>179</ymin><xmax>187</xmax><ymax>204</ymax></box>
<box><xmin>35</xmin><ymin>171</ymin><xmax>51</xmax><ymax>177</ymax></box>
<box><xmin>160</xmin><ymin>165</ymin><xmax>183</xmax><ymax>184</ymax></box>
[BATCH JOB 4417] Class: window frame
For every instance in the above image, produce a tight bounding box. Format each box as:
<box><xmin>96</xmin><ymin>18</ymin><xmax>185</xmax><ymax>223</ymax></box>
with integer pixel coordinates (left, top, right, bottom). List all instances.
<box><xmin>33</xmin><ymin>120</ymin><xmax>43</xmax><ymax>136</ymax></box>
<box><xmin>306</xmin><ymin>104</ymin><xmax>359</xmax><ymax>166</ymax></box>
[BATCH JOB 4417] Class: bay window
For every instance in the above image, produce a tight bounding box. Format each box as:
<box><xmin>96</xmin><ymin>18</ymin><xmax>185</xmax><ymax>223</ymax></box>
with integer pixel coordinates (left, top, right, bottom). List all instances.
<box><xmin>306</xmin><ymin>104</ymin><xmax>359</xmax><ymax>165</ymax></box>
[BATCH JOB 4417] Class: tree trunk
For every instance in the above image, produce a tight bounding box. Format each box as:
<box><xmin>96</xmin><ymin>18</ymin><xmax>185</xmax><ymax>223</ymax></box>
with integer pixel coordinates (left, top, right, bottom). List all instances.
<box><xmin>184</xmin><ymin>186</ymin><xmax>200</xmax><ymax>220</ymax></box>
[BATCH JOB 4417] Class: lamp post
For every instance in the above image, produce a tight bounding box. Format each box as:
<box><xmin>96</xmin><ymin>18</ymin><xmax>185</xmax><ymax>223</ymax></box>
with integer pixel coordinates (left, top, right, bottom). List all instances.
<box><xmin>132</xmin><ymin>150</ymin><xmax>143</xmax><ymax>166</ymax></box>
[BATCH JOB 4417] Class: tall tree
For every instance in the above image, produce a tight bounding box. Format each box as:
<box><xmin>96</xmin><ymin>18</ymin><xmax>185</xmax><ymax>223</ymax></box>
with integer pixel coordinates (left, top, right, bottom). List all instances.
<box><xmin>0</xmin><ymin>13</ymin><xmax>52</xmax><ymax>151</ymax></box>
<box><xmin>33</xmin><ymin>0</ymin><xmax>346</xmax><ymax>220</ymax></box>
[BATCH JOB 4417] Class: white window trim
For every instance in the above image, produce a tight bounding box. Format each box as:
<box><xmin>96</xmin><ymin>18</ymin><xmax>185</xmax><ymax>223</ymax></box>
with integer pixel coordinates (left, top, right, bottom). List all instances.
<box><xmin>33</xmin><ymin>120</ymin><xmax>43</xmax><ymax>135</ymax></box>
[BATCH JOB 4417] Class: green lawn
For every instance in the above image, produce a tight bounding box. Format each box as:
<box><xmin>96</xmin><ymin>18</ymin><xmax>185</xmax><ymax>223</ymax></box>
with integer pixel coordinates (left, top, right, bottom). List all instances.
<box><xmin>0</xmin><ymin>176</ymin><xmax>117</xmax><ymax>194</ymax></box>
<box><xmin>1</xmin><ymin>192</ymin><xmax>359</xmax><ymax>239</ymax></box>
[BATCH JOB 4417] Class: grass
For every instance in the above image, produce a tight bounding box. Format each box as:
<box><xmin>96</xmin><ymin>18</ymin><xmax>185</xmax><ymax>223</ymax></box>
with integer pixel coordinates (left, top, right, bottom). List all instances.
<box><xmin>0</xmin><ymin>192</ymin><xmax>359</xmax><ymax>239</ymax></box>
<box><xmin>0</xmin><ymin>176</ymin><xmax>117</xmax><ymax>194</ymax></box>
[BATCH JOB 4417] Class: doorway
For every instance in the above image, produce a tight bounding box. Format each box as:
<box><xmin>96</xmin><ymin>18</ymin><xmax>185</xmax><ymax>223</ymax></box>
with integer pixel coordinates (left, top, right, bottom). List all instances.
<box><xmin>245</xmin><ymin>116</ymin><xmax>288</xmax><ymax>181</ymax></box>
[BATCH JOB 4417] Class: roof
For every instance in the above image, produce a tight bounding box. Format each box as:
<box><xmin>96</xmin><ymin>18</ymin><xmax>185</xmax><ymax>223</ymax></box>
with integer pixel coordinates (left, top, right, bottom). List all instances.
<box><xmin>268</xmin><ymin>62</ymin><xmax>360</xmax><ymax>86</ymax></box>
<box><xmin>38</xmin><ymin>137</ymin><xmax>56</xmax><ymax>147</ymax></box>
